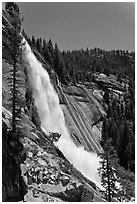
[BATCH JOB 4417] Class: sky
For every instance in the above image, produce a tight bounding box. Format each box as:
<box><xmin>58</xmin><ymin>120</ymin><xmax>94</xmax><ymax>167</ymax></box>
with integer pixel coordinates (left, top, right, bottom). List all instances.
<box><xmin>17</xmin><ymin>2</ymin><xmax>135</xmax><ymax>52</ymax></box>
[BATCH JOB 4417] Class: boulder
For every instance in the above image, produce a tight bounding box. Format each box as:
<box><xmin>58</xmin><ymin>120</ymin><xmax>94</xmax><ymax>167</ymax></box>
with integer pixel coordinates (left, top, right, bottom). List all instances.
<box><xmin>60</xmin><ymin>175</ymin><xmax>70</xmax><ymax>187</ymax></box>
<box><xmin>28</xmin><ymin>152</ymin><xmax>33</xmax><ymax>158</ymax></box>
<box><xmin>20</xmin><ymin>163</ymin><xmax>27</xmax><ymax>175</ymax></box>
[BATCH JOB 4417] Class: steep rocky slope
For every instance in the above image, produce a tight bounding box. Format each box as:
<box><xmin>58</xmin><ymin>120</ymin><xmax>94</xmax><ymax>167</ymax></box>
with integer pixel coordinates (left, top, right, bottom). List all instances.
<box><xmin>56</xmin><ymin>74</ymin><xmax>123</xmax><ymax>154</ymax></box>
<box><xmin>2</xmin><ymin>54</ymin><xmax>106</xmax><ymax>201</ymax></box>
<box><xmin>2</xmin><ymin>105</ymin><xmax>105</xmax><ymax>202</ymax></box>
<box><xmin>58</xmin><ymin>84</ymin><xmax>104</xmax><ymax>153</ymax></box>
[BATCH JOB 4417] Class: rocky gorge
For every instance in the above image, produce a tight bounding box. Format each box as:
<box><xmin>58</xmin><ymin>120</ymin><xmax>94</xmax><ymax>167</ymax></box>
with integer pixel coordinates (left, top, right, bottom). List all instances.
<box><xmin>2</xmin><ymin>3</ymin><xmax>134</xmax><ymax>202</ymax></box>
<box><xmin>2</xmin><ymin>57</ymin><xmax>123</xmax><ymax>202</ymax></box>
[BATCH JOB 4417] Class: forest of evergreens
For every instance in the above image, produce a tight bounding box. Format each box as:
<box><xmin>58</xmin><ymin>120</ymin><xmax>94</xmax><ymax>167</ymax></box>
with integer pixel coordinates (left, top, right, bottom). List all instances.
<box><xmin>23</xmin><ymin>33</ymin><xmax>134</xmax><ymax>85</ymax></box>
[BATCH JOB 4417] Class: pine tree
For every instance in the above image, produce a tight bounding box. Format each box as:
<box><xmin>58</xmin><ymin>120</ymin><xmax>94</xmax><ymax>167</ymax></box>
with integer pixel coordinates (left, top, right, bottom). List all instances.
<box><xmin>48</xmin><ymin>39</ymin><xmax>54</xmax><ymax>58</ymax></box>
<box><xmin>42</xmin><ymin>38</ymin><xmax>54</xmax><ymax>66</ymax></box>
<box><xmin>107</xmin><ymin>102</ymin><xmax>112</xmax><ymax>118</ymax></box>
<box><xmin>36</xmin><ymin>37</ymin><xmax>42</xmax><ymax>54</ymax></box>
<box><xmin>42</xmin><ymin>38</ymin><xmax>46</xmax><ymax>55</ymax></box>
<box><xmin>98</xmin><ymin>139</ymin><xmax>119</xmax><ymax>201</ymax></box>
<box><xmin>42</xmin><ymin>40</ymin><xmax>51</xmax><ymax>65</ymax></box>
<box><xmin>5</xmin><ymin>2</ymin><xmax>20</xmax><ymax>14</ymax></box>
<box><xmin>103</xmin><ymin>89</ymin><xmax>109</xmax><ymax>105</ymax></box>
<box><xmin>31</xmin><ymin>35</ymin><xmax>36</xmax><ymax>47</ymax></box>
<box><xmin>98</xmin><ymin>139</ymin><xmax>135</xmax><ymax>202</ymax></box>
<box><xmin>54</xmin><ymin>43</ymin><xmax>69</xmax><ymax>84</ymax></box>
<box><xmin>5</xmin><ymin>2</ymin><xmax>24</xmax><ymax>135</ymax></box>
<box><xmin>100</xmin><ymin>116</ymin><xmax>108</xmax><ymax>146</ymax></box>
<box><xmin>116</xmin><ymin>166</ymin><xmax>135</xmax><ymax>201</ymax></box>
<box><xmin>108</xmin><ymin>117</ymin><xmax>119</xmax><ymax>148</ymax></box>
<box><xmin>118</xmin><ymin>119</ymin><xmax>130</xmax><ymax>169</ymax></box>
<box><xmin>54</xmin><ymin>43</ymin><xmax>60</xmax><ymax>74</ymax></box>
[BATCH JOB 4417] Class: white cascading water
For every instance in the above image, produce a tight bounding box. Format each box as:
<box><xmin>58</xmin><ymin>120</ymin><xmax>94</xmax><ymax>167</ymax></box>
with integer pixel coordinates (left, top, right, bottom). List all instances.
<box><xmin>22</xmin><ymin>39</ymin><xmax>101</xmax><ymax>188</ymax></box>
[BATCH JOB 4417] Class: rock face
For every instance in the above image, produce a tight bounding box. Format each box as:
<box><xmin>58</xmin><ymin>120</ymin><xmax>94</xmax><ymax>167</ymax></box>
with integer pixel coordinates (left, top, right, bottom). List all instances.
<box><xmin>2</xmin><ymin>107</ymin><xmax>105</xmax><ymax>202</ymax></box>
<box><xmin>56</xmin><ymin>83</ymin><xmax>106</xmax><ymax>154</ymax></box>
<box><xmin>55</xmin><ymin>73</ymin><xmax>124</xmax><ymax>155</ymax></box>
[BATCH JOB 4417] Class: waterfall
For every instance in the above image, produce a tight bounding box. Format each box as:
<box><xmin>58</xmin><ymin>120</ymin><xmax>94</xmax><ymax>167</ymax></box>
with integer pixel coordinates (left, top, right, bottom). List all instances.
<box><xmin>22</xmin><ymin>39</ymin><xmax>101</xmax><ymax>188</ymax></box>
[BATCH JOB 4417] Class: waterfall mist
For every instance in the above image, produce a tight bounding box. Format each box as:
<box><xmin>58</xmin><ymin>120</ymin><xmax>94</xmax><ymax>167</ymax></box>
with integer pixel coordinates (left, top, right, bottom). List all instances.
<box><xmin>22</xmin><ymin>40</ymin><xmax>101</xmax><ymax>188</ymax></box>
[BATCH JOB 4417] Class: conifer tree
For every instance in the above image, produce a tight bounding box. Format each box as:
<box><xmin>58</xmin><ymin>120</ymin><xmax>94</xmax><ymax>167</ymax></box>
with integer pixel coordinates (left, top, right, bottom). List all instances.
<box><xmin>100</xmin><ymin>117</ymin><xmax>108</xmax><ymax>146</ymax></box>
<box><xmin>54</xmin><ymin>43</ymin><xmax>63</xmax><ymax>78</ymax></box>
<box><xmin>42</xmin><ymin>40</ymin><xmax>51</xmax><ymax>65</ymax></box>
<box><xmin>31</xmin><ymin>35</ymin><xmax>36</xmax><ymax>47</ymax></box>
<box><xmin>103</xmin><ymin>89</ymin><xmax>109</xmax><ymax>105</ymax></box>
<box><xmin>5</xmin><ymin>2</ymin><xmax>24</xmax><ymax>135</ymax></box>
<box><xmin>98</xmin><ymin>139</ymin><xmax>119</xmax><ymax>201</ymax></box>
<box><xmin>36</xmin><ymin>38</ymin><xmax>42</xmax><ymax>54</ymax></box>
<box><xmin>42</xmin><ymin>38</ymin><xmax>46</xmax><ymax>55</ymax></box>
<box><xmin>116</xmin><ymin>166</ymin><xmax>135</xmax><ymax>201</ymax></box>
<box><xmin>107</xmin><ymin>102</ymin><xmax>112</xmax><ymax>118</ymax></box>
<box><xmin>98</xmin><ymin>139</ymin><xmax>135</xmax><ymax>202</ymax></box>
<box><xmin>48</xmin><ymin>39</ymin><xmax>54</xmax><ymax>58</ymax></box>
<box><xmin>54</xmin><ymin>43</ymin><xmax>68</xmax><ymax>84</ymax></box>
<box><xmin>108</xmin><ymin>117</ymin><xmax>119</xmax><ymax>148</ymax></box>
